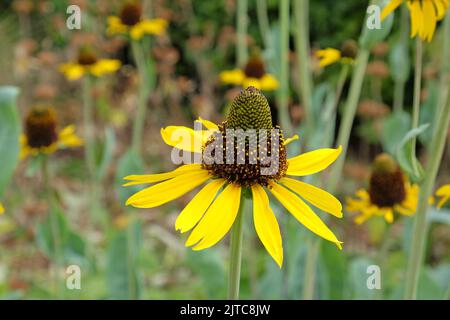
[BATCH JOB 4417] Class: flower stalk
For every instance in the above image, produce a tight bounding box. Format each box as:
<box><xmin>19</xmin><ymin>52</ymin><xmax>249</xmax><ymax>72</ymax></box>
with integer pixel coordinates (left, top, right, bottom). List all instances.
<box><xmin>410</xmin><ymin>38</ymin><xmax>423</xmax><ymax>177</ymax></box>
<box><xmin>236</xmin><ymin>0</ymin><xmax>248</xmax><ymax>66</ymax></box>
<box><xmin>227</xmin><ymin>194</ymin><xmax>246</xmax><ymax>300</ymax></box>
<box><xmin>393</xmin><ymin>4</ymin><xmax>409</xmax><ymax>113</ymax></box>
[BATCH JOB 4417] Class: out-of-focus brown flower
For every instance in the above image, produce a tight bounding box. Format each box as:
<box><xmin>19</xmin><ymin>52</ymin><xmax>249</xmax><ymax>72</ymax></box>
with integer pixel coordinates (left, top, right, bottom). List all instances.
<box><xmin>187</xmin><ymin>36</ymin><xmax>211</xmax><ymax>52</ymax></box>
<box><xmin>13</xmin><ymin>0</ymin><xmax>33</xmax><ymax>14</ymax></box>
<box><xmin>37</xmin><ymin>51</ymin><xmax>57</xmax><ymax>66</ymax></box>
<box><xmin>366</xmin><ymin>60</ymin><xmax>390</xmax><ymax>78</ymax></box>
<box><xmin>341</xmin><ymin>39</ymin><xmax>358</xmax><ymax>60</ymax></box>
<box><xmin>176</xmin><ymin>76</ymin><xmax>195</xmax><ymax>94</ymax></box>
<box><xmin>372</xmin><ymin>42</ymin><xmax>389</xmax><ymax>57</ymax></box>
<box><xmin>344</xmin><ymin>162</ymin><xmax>371</xmax><ymax>181</ymax></box>
<box><xmin>33</xmin><ymin>84</ymin><xmax>57</xmax><ymax>100</ymax></box>
<box><xmin>217</xmin><ymin>26</ymin><xmax>236</xmax><ymax>49</ymax></box>
<box><xmin>357</xmin><ymin>99</ymin><xmax>390</xmax><ymax>119</ymax></box>
<box><xmin>37</xmin><ymin>0</ymin><xmax>52</xmax><ymax>14</ymax></box>
<box><xmin>290</xmin><ymin>104</ymin><xmax>304</xmax><ymax>125</ymax></box>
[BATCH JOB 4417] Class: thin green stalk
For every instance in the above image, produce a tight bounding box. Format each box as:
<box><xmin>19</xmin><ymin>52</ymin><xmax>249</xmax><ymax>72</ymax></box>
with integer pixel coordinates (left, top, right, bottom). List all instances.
<box><xmin>127</xmin><ymin>215</ymin><xmax>137</xmax><ymax>300</ymax></box>
<box><xmin>236</xmin><ymin>0</ymin><xmax>248</xmax><ymax>66</ymax></box>
<box><xmin>404</xmin><ymin>88</ymin><xmax>450</xmax><ymax>299</ymax></box>
<box><xmin>376</xmin><ymin>223</ymin><xmax>393</xmax><ymax>299</ymax></box>
<box><xmin>131</xmin><ymin>40</ymin><xmax>152</xmax><ymax>153</ymax></box>
<box><xmin>327</xmin><ymin>49</ymin><xmax>370</xmax><ymax>192</ymax></box>
<box><xmin>333</xmin><ymin>64</ymin><xmax>350</xmax><ymax>114</ymax></box>
<box><xmin>256</xmin><ymin>0</ymin><xmax>270</xmax><ymax>48</ymax></box>
<box><xmin>410</xmin><ymin>38</ymin><xmax>423</xmax><ymax>177</ymax></box>
<box><xmin>277</xmin><ymin>0</ymin><xmax>292</xmax><ymax>136</ymax></box>
<box><xmin>293</xmin><ymin>0</ymin><xmax>314</xmax><ymax>141</ymax></box>
<box><xmin>228</xmin><ymin>195</ymin><xmax>246</xmax><ymax>300</ymax></box>
<box><xmin>302</xmin><ymin>236</ymin><xmax>320</xmax><ymax>299</ymax></box>
<box><xmin>393</xmin><ymin>4</ymin><xmax>409</xmax><ymax>113</ymax></box>
<box><xmin>82</xmin><ymin>76</ymin><xmax>95</xmax><ymax>179</ymax></box>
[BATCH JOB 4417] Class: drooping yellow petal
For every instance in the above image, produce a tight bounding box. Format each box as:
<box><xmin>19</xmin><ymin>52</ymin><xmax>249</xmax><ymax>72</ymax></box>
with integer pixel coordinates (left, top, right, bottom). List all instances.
<box><xmin>59</xmin><ymin>63</ymin><xmax>85</xmax><ymax>81</ymax></box>
<box><xmin>107</xmin><ymin>16</ymin><xmax>128</xmax><ymax>35</ymax></box>
<box><xmin>381</xmin><ymin>0</ymin><xmax>404</xmax><ymax>20</ymax></box>
<box><xmin>126</xmin><ymin>170</ymin><xmax>210</xmax><ymax>208</ymax></box>
<box><xmin>195</xmin><ymin>117</ymin><xmax>219</xmax><ymax>131</ymax></box>
<box><xmin>383</xmin><ymin>208</ymin><xmax>394</xmax><ymax>223</ymax></box>
<box><xmin>219</xmin><ymin>69</ymin><xmax>245</xmax><ymax>85</ymax></box>
<box><xmin>436</xmin><ymin>184</ymin><xmax>450</xmax><ymax>208</ymax></box>
<box><xmin>175</xmin><ymin>179</ymin><xmax>226</xmax><ymax>233</ymax></box>
<box><xmin>268</xmin><ymin>182</ymin><xmax>342</xmax><ymax>249</ymax></box>
<box><xmin>123</xmin><ymin>164</ymin><xmax>203</xmax><ymax>186</ymax></box>
<box><xmin>186</xmin><ymin>183</ymin><xmax>241</xmax><ymax>250</ymax></box>
<box><xmin>422</xmin><ymin>0</ymin><xmax>437</xmax><ymax>41</ymax></box>
<box><xmin>284</xmin><ymin>134</ymin><xmax>299</xmax><ymax>146</ymax></box>
<box><xmin>433</xmin><ymin>0</ymin><xmax>448</xmax><ymax>20</ymax></box>
<box><xmin>408</xmin><ymin>0</ymin><xmax>424</xmax><ymax>39</ymax></box>
<box><xmin>58</xmin><ymin>125</ymin><xmax>83</xmax><ymax>148</ymax></box>
<box><xmin>315</xmin><ymin>48</ymin><xmax>341</xmax><ymax>68</ymax></box>
<box><xmin>19</xmin><ymin>134</ymin><xmax>30</xmax><ymax>160</ymax></box>
<box><xmin>89</xmin><ymin>59</ymin><xmax>121</xmax><ymax>77</ymax></box>
<box><xmin>252</xmin><ymin>184</ymin><xmax>283</xmax><ymax>267</ymax></box>
<box><xmin>160</xmin><ymin>126</ymin><xmax>204</xmax><ymax>153</ymax></box>
<box><xmin>259</xmin><ymin>74</ymin><xmax>279</xmax><ymax>91</ymax></box>
<box><xmin>280</xmin><ymin>177</ymin><xmax>343</xmax><ymax>218</ymax></box>
<box><xmin>286</xmin><ymin>145</ymin><xmax>342</xmax><ymax>176</ymax></box>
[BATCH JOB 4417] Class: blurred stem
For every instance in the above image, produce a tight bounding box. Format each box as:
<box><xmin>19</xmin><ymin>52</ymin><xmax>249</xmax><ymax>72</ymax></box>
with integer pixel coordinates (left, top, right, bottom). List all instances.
<box><xmin>82</xmin><ymin>75</ymin><xmax>95</xmax><ymax>181</ymax></box>
<box><xmin>302</xmin><ymin>236</ymin><xmax>320</xmax><ymax>299</ymax></box>
<box><xmin>131</xmin><ymin>40</ymin><xmax>152</xmax><ymax>154</ymax></box>
<box><xmin>127</xmin><ymin>216</ymin><xmax>137</xmax><ymax>300</ymax></box>
<box><xmin>278</xmin><ymin>0</ymin><xmax>293</xmax><ymax>136</ymax></box>
<box><xmin>42</xmin><ymin>156</ymin><xmax>63</xmax><ymax>299</ymax></box>
<box><xmin>376</xmin><ymin>223</ymin><xmax>393</xmax><ymax>299</ymax></box>
<box><xmin>393</xmin><ymin>4</ymin><xmax>409</xmax><ymax>113</ymax></box>
<box><xmin>236</xmin><ymin>0</ymin><xmax>248</xmax><ymax>66</ymax></box>
<box><xmin>228</xmin><ymin>195</ymin><xmax>246</xmax><ymax>300</ymax></box>
<box><xmin>328</xmin><ymin>49</ymin><xmax>370</xmax><ymax>192</ymax></box>
<box><xmin>404</xmin><ymin>88</ymin><xmax>450</xmax><ymax>300</ymax></box>
<box><xmin>410</xmin><ymin>38</ymin><xmax>423</xmax><ymax>177</ymax></box>
<box><xmin>333</xmin><ymin>64</ymin><xmax>350</xmax><ymax>113</ymax></box>
<box><xmin>293</xmin><ymin>0</ymin><xmax>314</xmax><ymax>141</ymax></box>
<box><xmin>256</xmin><ymin>0</ymin><xmax>270</xmax><ymax>48</ymax></box>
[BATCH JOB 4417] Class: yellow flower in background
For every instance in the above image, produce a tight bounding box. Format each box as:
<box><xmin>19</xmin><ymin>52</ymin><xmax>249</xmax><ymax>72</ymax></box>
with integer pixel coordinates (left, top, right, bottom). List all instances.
<box><xmin>124</xmin><ymin>87</ymin><xmax>343</xmax><ymax>267</ymax></box>
<box><xmin>20</xmin><ymin>106</ymin><xmax>83</xmax><ymax>159</ymax></box>
<box><xmin>107</xmin><ymin>2</ymin><xmax>167</xmax><ymax>40</ymax></box>
<box><xmin>346</xmin><ymin>154</ymin><xmax>418</xmax><ymax>224</ymax></box>
<box><xmin>59</xmin><ymin>47</ymin><xmax>121</xmax><ymax>81</ymax></box>
<box><xmin>381</xmin><ymin>0</ymin><xmax>449</xmax><ymax>42</ymax></box>
<box><xmin>0</xmin><ymin>202</ymin><xmax>4</xmax><ymax>214</ymax></box>
<box><xmin>315</xmin><ymin>40</ymin><xmax>358</xmax><ymax>68</ymax></box>
<box><xmin>435</xmin><ymin>184</ymin><xmax>450</xmax><ymax>208</ymax></box>
<box><xmin>220</xmin><ymin>54</ymin><xmax>279</xmax><ymax>91</ymax></box>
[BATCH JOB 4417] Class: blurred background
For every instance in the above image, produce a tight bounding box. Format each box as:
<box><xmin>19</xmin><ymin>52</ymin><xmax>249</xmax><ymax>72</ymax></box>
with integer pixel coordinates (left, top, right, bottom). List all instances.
<box><xmin>0</xmin><ymin>0</ymin><xmax>449</xmax><ymax>300</ymax></box>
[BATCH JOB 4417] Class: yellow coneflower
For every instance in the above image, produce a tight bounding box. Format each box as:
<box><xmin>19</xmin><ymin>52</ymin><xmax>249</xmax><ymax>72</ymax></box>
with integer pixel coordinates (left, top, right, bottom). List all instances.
<box><xmin>220</xmin><ymin>54</ymin><xmax>279</xmax><ymax>91</ymax></box>
<box><xmin>124</xmin><ymin>87</ymin><xmax>343</xmax><ymax>267</ymax></box>
<box><xmin>20</xmin><ymin>106</ymin><xmax>82</xmax><ymax>159</ymax></box>
<box><xmin>107</xmin><ymin>2</ymin><xmax>167</xmax><ymax>40</ymax></box>
<box><xmin>315</xmin><ymin>40</ymin><xmax>358</xmax><ymax>68</ymax></box>
<box><xmin>0</xmin><ymin>202</ymin><xmax>4</xmax><ymax>214</ymax></box>
<box><xmin>435</xmin><ymin>184</ymin><xmax>450</xmax><ymax>208</ymax></box>
<box><xmin>346</xmin><ymin>154</ymin><xmax>418</xmax><ymax>224</ymax></box>
<box><xmin>59</xmin><ymin>47</ymin><xmax>121</xmax><ymax>81</ymax></box>
<box><xmin>381</xmin><ymin>0</ymin><xmax>450</xmax><ymax>42</ymax></box>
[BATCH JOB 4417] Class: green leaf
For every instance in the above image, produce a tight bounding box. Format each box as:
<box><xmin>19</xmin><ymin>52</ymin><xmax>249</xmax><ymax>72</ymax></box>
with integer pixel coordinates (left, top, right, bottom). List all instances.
<box><xmin>106</xmin><ymin>220</ymin><xmax>142</xmax><ymax>299</ymax></box>
<box><xmin>381</xmin><ymin>110</ymin><xmax>411</xmax><ymax>155</ymax></box>
<box><xmin>319</xmin><ymin>241</ymin><xmax>347</xmax><ymax>300</ymax></box>
<box><xmin>359</xmin><ymin>0</ymin><xmax>394</xmax><ymax>50</ymax></box>
<box><xmin>396</xmin><ymin>123</ymin><xmax>429</xmax><ymax>182</ymax></box>
<box><xmin>95</xmin><ymin>127</ymin><xmax>116</xmax><ymax>181</ymax></box>
<box><xmin>0</xmin><ymin>86</ymin><xmax>20</xmax><ymax>197</ymax></box>
<box><xmin>389</xmin><ymin>39</ymin><xmax>410</xmax><ymax>83</ymax></box>
<box><xmin>345</xmin><ymin>257</ymin><xmax>378</xmax><ymax>299</ymax></box>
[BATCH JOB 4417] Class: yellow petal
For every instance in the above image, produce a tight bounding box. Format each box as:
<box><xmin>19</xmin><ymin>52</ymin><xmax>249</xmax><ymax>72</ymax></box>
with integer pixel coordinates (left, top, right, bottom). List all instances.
<box><xmin>259</xmin><ymin>74</ymin><xmax>279</xmax><ymax>91</ymax></box>
<box><xmin>195</xmin><ymin>117</ymin><xmax>219</xmax><ymax>131</ymax></box>
<box><xmin>242</xmin><ymin>77</ymin><xmax>262</xmax><ymax>89</ymax></box>
<box><xmin>287</xmin><ymin>145</ymin><xmax>342</xmax><ymax>176</ymax></box>
<box><xmin>58</xmin><ymin>125</ymin><xmax>83</xmax><ymax>148</ymax></box>
<box><xmin>383</xmin><ymin>208</ymin><xmax>394</xmax><ymax>223</ymax></box>
<box><xmin>280</xmin><ymin>177</ymin><xmax>343</xmax><ymax>218</ymax></box>
<box><xmin>160</xmin><ymin>126</ymin><xmax>205</xmax><ymax>153</ymax></box>
<box><xmin>252</xmin><ymin>184</ymin><xmax>283</xmax><ymax>267</ymax></box>
<box><xmin>134</xmin><ymin>18</ymin><xmax>168</xmax><ymax>37</ymax></box>
<box><xmin>0</xmin><ymin>202</ymin><xmax>4</xmax><ymax>214</ymax></box>
<box><xmin>123</xmin><ymin>164</ymin><xmax>203</xmax><ymax>186</ymax></box>
<box><xmin>219</xmin><ymin>69</ymin><xmax>245</xmax><ymax>85</ymax></box>
<box><xmin>126</xmin><ymin>171</ymin><xmax>210</xmax><ymax>208</ymax></box>
<box><xmin>89</xmin><ymin>59</ymin><xmax>121</xmax><ymax>77</ymax></box>
<box><xmin>284</xmin><ymin>134</ymin><xmax>299</xmax><ymax>146</ymax></box>
<box><xmin>436</xmin><ymin>184</ymin><xmax>450</xmax><ymax>208</ymax></box>
<box><xmin>175</xmin><ymin>179</ymin><xmax>226</xmax><ymax>233</ymax></box>
<box><xmin>186</xmin><ymin>183</ymin><xmax>241</xmax><ymax>250</ymax></box>
<box><xmin>433</xmin><ymin>0</ymin><xmax>448</xmax><ymax>20</ymax></box>
<box><xmin>408</xmin><ymin>0</ymin><xmax>424</xmax><ymax>39</ymax></box>
<box><xmin>59</xmin><ymin>63</ymin><xmax>85</xmax><ymax>81</ymax></box>
<box><xmin>19</xmin><ymin>134</ymin><xmax>30</xmax><ymax>160</ymax></box>
<box><xmin>268</xmin><ymin>182</ymin><xmax>342</xmax><ymax>249</ymax></box>
<box><xmin>107</xmin><ymin>16</ymin><xmax>128</xmax><ymax>35</ymax></box>
<box><xmin>381</xmin><ymin>0</ymin><xmax>404</xmax><ymax>20</ymax></box>
<box><xmin>315</xmin><ymin>48</ymin><xmax>341</xmax><ymax>68</ymax></box>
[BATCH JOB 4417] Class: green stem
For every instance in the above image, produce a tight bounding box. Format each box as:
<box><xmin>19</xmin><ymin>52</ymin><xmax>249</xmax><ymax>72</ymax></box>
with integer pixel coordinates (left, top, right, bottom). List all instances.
<box><xmin>236</xmin><ymin>0</ymin><xmax>248</xmax><ymax>66</ymax></box>
<box><xmin>256</xmin><ymin>0</ymin><xmax>270</xmax><ymax>48</ymax></box>
<box><xmin>302</xmin><ymin>236</ymin><xmax>320</xmax><ymax>299</ymax></box>
<box><xmin>293</xmin><ymin>0</ymin><xmax>314</xmax><ymax>141</ymax></box>
<box><xmin>228</xmin><ymin>195</ymin><xmax>246</xmax><ymax>300</ymax></box>
<box><xmin>376</xmin><ymin>223</ymin><xmax>393</xmax><ymax>299</ymax></box>
<box><xmin>131</xmin><ymin>40</ymin><xmax>152</xmax><ymax>154</ymax></box>
<box><xmin>393</xmin><ymin>4</ymin><xmax>409</xmax><ymax>113</ymax></box>
<box><xmin>410</xmin><ymin>38</ymin><xmax>423</xmax><ymax>177</ymax></box>
<box><xmin>82</xmin><ymin>76</ymin><xmax>95</xmax><ymax>180</ymax></box>
<box><xmin>278</xmin><ymin>0</ymin><xmax>292</xmax><ymax>136</ymax></box>
<box><xmin>404</xmin><ymin>88</ymin><xmax>450</xmax><ymax>300</ymax></box>
<box><xmin>327</xmin><ymin>49</ymin><xmax>370</xmax><ymax>192</ymax></box>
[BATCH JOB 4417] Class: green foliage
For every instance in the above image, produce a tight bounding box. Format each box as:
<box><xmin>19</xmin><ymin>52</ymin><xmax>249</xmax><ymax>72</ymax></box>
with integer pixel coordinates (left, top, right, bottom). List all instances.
<box><xmin>359</xmin><ymin>0</ymin><xmax>394</xmax><ymax>51</ymax></box>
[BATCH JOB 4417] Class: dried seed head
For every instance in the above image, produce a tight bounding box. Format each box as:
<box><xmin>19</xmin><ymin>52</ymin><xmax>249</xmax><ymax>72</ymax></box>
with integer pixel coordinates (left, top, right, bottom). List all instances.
<box><xmin>25</xmin><ymin>106</ymin><xmax>58</xmax><ymax>149</ymax></box>
<box><xmin>369</xmin><ymin>154</ymin><xmax>406</xmax><ymax>207</ymax></box>
<box><xmin>341</xmin><ymin>39</ymin><xmax>358</xmax><ymax>59</ymax></box>
<box><xmin>120</xmin><ymin>2</ymin><xmax>142</xmax><ymax>26</ymax></box>
<box><xmin>226</xmin><ymin>86</ymin><xmax>273</xmax><ymax>130</ymax></box>
<box><xmin>77</xmin><ymin>47</ymin><xmax>97</xmax><ymax>65</ymax></box>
